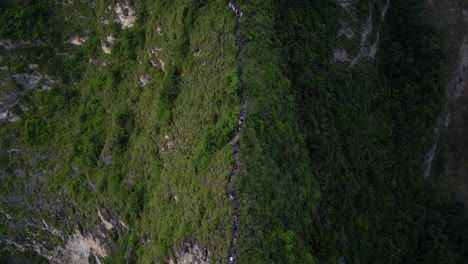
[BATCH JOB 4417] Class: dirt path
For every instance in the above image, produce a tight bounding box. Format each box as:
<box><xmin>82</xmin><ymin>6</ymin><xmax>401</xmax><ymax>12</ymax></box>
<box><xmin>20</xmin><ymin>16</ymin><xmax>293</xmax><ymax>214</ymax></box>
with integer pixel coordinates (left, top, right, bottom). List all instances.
<box><xmin>226</xmin><ymin>1</ymin><xmax>246</xmax><ymax>263</ymax></box>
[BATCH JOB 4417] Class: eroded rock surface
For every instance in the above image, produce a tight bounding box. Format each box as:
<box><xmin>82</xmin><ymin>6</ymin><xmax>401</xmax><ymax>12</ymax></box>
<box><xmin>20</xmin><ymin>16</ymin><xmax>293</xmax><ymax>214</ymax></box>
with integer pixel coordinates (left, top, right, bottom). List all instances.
<box><xmin>2</xmin><ymin>207</ymin><xmax>127</xmax><ymax>264</ymax></box>
<box><xmin>424</xmin><ymin>0</ymin><xmax>468</xmax><ymax>206</ymax></box>
<box><xmin>61</xmin><ymin>231</ymin><xmax>108</xmax><ymax>264</ymax></box>
<box><xmin>101</xmin><ymin>43</ymin><xmax>112</xmax><ymax>54</ymax></box>
<box><xmin>114</xmin><ymin>2</ymin><xmax>136</xmax><ymax>29</ymax></box>
<box><xmin>0</xmin><ymin>73</ymin><xmax>56</xmax><ymax>123</ymax></box>
<box><xmin>175</xmin><ymin>239</ymin><xmax>211</xmax><ymax>264</ymax></box>
<box><xmin>68</xmin><ymin>36</ymin><xmax>89</xmax><ymax>46</ymax></box>
<box><xmin>333</xmin><ymin>0</ymin><xmax>390</xmax><ymax>65</ymax></box>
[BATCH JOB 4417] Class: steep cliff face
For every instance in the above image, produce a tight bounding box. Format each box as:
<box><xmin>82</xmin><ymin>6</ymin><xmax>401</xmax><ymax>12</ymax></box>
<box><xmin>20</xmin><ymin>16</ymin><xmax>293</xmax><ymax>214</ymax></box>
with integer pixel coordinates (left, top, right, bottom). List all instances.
<box><xmin>0</xmin><ymin>155</ymin><xmax>128</xmax><ymax>263</ymax></box>
<box><xmin>334</xmin><ymin>0</ymin><xmax>390</xmax><ymax>64</ymax></box>
<box><xmin>425</xmin><ymin>0</ymin><xmax>468</xmax><ymax>206</ymax></box>
<box><xmin>174</xmin><ymin>239</ymin><xmax>211</xmax><ymax>264</ymax></box>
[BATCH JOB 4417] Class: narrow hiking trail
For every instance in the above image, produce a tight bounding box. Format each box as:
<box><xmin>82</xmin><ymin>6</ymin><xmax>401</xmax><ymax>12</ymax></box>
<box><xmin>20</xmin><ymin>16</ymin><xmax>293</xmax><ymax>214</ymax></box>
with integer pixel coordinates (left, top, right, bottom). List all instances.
<box><xmin>226</xmin><ymin>1</ymin><xmax>246</xmax><ymax>263</ymax></box>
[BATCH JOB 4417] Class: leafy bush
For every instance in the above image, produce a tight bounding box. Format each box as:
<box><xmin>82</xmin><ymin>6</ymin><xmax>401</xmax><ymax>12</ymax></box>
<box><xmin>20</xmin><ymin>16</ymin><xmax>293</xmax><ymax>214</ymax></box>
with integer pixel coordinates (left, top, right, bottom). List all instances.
<box><xmin>126</xmin><ymin>185</ymin><xmax>145</xmax><ymax>222</ymax></box>
<box><xmin>158</xmin><ymin>66</ymin><xmax>181</xmax><ymax>125</ymax></box>
<box><xmin>112</xmin><ymin>107</ymin><xmax>134</xmax><ymax>152</ymax></box>
<box><xmin>196</xmin><ymin>111</ymin><xmax>237</xmax><ymax>171</ymax></box>
<box><xmin>65</xmin><ymin>174</ymin><xmax>90</xmax><ymax>201</ymax></box>
<box><xmin>0</xmin><ymin>0</ymin><xmax>53</xmax><ymax>40</ymax></box>
<box><xmin>74</xmin><ymin>97</ymin><xmax>106</xmax><ymax>168</ymax></box>
<box><xmin>22</xmin><ymin>116</ymin><xmax>50</xmax><ymax>144</ymax></box>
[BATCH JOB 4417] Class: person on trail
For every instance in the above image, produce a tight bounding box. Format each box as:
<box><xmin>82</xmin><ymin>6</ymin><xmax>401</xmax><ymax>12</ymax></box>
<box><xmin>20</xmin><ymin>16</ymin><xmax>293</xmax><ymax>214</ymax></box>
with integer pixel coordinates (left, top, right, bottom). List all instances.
<box><xmin>238</xmin><ymin>117</ymin><xmax>244</xmax><ymax>127</ymax></box>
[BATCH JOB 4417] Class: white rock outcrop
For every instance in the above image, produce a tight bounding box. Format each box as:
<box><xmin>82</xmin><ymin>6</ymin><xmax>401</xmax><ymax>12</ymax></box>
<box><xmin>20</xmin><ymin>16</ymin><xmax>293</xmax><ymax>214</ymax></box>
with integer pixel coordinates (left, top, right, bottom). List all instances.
<box><xmin>106</xmin><ymin>35</ymin><xmax>118</xmax><ymax>44</ymax></box>
<box><xmin>101</xmin><ymin>43</ymin><xmax>112</xmax><ymax>54</ymax></box>
<box><xmin>139</xmin><ymin>75</ymin><xmax>149</xmax><ymax>86</ymax></box>
<box><xmin>68</xmin><ymin>36</ymin><xmax>89</xmax><ymax>46</ymax></box>
<box><xmin>333</xmin><ymin>0</ymin><xmax>390</xmax><ymax>65</ymax></box>
<box><xmin>175</xmin><ymin>239</ymin><xmax>211</xmax><ymax>264</ymax></box>
<box><xmin>114</xmin><ymin>2</ymin><xmax>136</xmax><ymax>29</ymax></box>
<box><xmin>62</xmin><ymin>231</ymin><xmax>108</xmax><ymax>264</ymax></box>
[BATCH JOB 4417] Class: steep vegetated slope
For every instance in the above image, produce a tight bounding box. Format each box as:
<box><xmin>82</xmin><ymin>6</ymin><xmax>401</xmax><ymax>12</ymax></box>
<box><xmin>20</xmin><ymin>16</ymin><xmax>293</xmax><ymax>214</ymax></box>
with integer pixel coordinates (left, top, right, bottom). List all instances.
<box><xmin>0</xmin><ymin>0</ymin><xmax>467</xmax><ymax>263</ymax></box>
<box><xmin>234</xmin><ymin>0</ymin><xmax>468</xmax><ymax>263</ymax></box>
<box><xmin>1</xmin><ymin>0</ymin><xmax>239</xmax><ymax>262</ymax></box>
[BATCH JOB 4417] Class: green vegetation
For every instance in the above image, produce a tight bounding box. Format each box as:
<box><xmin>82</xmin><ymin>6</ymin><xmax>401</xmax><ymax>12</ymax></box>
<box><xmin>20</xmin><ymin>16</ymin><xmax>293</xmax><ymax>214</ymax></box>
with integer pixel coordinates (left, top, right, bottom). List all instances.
<box><xmin>0</xmin><ymin>250</ymin><xmax>47</xmax><ymax>264</ymax></box>
<box><xmin>0</xmin><ymin>0</ymin><xmax>467</xmax><ymax>263</ymax></box>
<box><xmin>1</xmin><ymin>0</ymin><xmax>238</xmax><ymax>262</ymax></box>
<box><xmin>0</xmin><ymin>0</ymin><xmax>56</xmax><ymax>40</ymax></box>
<box><xmin>234</xmin><ymin>0</ymin><xmax>468</xmax><ymax>263</ymax></box>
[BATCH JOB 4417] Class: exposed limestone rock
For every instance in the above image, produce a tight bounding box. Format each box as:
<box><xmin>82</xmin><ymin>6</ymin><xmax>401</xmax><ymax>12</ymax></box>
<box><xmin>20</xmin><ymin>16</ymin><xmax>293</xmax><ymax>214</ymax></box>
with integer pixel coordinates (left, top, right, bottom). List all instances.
<box><xmin>150</xmin><ymin>58</ymin><xmax>166</xmax><ymax>72</ymax></box>
<box><xmin>126</xmin><ymin>174</ymin><xmax>135</xmax><ymax>186</ymax></box>
<box><xmin>423</xmin><ymin>0</ymin><xmax>468</xmax><ymax>208</ymax></box>
<box><xmin>333</xmin><ymin>48</ymin><xmax>353</xmax><ymax>63</ymax></box>
<box><xmin>158</xmin><ymin>58</ymin><xmax>166</xmax><ymax>72</ymax></box>
<box><xmin>337</xmin><ymin>0</ymin><xmax>353</xmax><ymax>11</ymax></box>
<box><xmin>147</xmin><ymin>47</ymin><xmax>166</xmax><ymax>71</ymax></box>
<box><xmin>60</xmin><ymin>0</ymin><xmax>73</xmax><ymax>6</ymax></box>
<box><xmin>447</xmin><ymin>36</ymin><xmax>468</xmax><ymax>102</ymax></box>
<box><xmin>106</xmin><ymin>35</ymin><xmax>118</xmax><ymax>44</ymax></box>
<box><xmin>2</xmin><ymin>227</ymin><xmax>107</xmax><ymax>264</ymax></box>
<box><xmin>0</xmin><ymin>110</ymin><xmax>20</xmax><ymax>123</ymax></box>
<box><xmin>424</xmin><ymin>142</ymin><xmax>439</xmax><ymax>179</ymax></box>
<box><xmin>354</xmin><ymin>11</ymin><xmax>376</xmax><ymax>58</ymax></box>
<box><xmin>101</xmin><ymin>43</ymin><xmax>112</xmax><ymax>54</ymax></box>
<box><xmin>68</xmin><ymin>36</ymin><xmax>89</xmax><ymax>46</ymax></box>
<box><xmin>193</xmin><ymin>46</ymin><xmax>201</xmax><ymax>57</ymax></box>
<box><xmin>147</xmin><ymin>47</ymin><xmax>163</xmax><ymax>55</ymax></box>
<box><xmin>28</xmin><ymin>64</ymin><xmax>39</xmax><ymax>70</ymax></box>
<box><xmin>89</xmin><ymin>58</ymin><xmax>108</xmax><ymax>66</ymax></box>
<box><xmin>62</xmin><ymin>231</ymin><xmax>108</xmax><ymax>263</ymax></box>
<box><xmin>13</xmin><ymin>73</ymin><xmax>41</xmax><ymax>90</ymax></box>
<box><xmin>0</xmin><ymin>39</ymin><xmax>15</xmax><ymax>49</ymax></box>
<box><xmin>114</xmin><ymin>2</ymin><xmax>136</xmax><ymax>29</ymax></box>
<box><xmin>333</xmin><ymin>0</ymin><xmax>390</xmax><ymax>65</ymax></box>
<box><xmin>337</xmin><ymin>23</ymin><xmax>354</xmax><ymax>39</ymax></box>
<box><xmin>0</xmin><ymin>73</ymin><xmax>56</xmax><ymax>122</ymax></box>
<box><xmin>175</xmin><ymin>239</ymin><xmax>210</xmax><ymax>264</ymax></box>
<box><xmin>98</xmin><ymin>209</ymin><xmax>114</xmax><ymax>230</ymax></box>
<box><xmin>139</xmin><ymin>75</ymin><xmax>149</xmax><ymax>86</ymax></box>
<box><xmin>97</xmin><ymin>208</ymin><xmax>128</xmax><ymax>232</ymax></box>
<box><xmin>0</xmin><ymin>74</ymin><xmax>34</xmax><ymax>122</ymax></box>
<box><xmin>425</xmin><ymin>36</ymin><xmax>468</xmax><ymax>179</ymax></box>
<box><xmin>2</xmin><ymin>204</ymin><xmax>128</xmax><ymax>263</ymax></box>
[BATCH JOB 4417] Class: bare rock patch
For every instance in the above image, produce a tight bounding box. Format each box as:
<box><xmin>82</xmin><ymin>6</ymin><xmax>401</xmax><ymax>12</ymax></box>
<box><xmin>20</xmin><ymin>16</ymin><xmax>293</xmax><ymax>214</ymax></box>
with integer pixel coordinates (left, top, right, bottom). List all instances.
<box><xmin>114</xmin><ymin>2</ymin><xmax>136</xmax><ymax>29</ymax></box>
